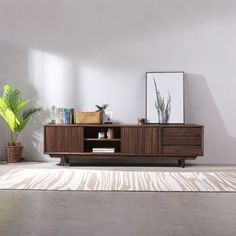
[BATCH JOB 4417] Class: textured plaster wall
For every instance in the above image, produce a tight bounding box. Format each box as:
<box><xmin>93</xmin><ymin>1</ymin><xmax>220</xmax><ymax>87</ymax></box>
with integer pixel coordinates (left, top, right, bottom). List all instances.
<box><xmin>0</xmin><ymin>0</ymin><xmax>236</xmax><ymax>164</ymax></box>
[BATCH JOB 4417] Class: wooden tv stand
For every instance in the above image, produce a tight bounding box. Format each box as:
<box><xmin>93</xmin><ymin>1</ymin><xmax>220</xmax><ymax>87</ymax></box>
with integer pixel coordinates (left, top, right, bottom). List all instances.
<box><xmin>44</xmin><ymin>124</ymin><xmax>204</xmax><ymax>168</ymax></box>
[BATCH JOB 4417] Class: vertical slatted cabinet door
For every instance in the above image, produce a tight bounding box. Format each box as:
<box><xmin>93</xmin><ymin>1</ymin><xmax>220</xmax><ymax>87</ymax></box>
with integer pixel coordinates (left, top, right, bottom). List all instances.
<box><xmin>44</xmin><ymin>126</ymin><xmax>84</xmax><ymax>153</ymax></box>
<box><xmin>143</xmin><ymin>127</ymin><xmax>160</xmax><ymax>154</ymax></box>
<box><xmin>121</xmin><ymin>127</ymin><xmax>159</xmax><ymax>154</ymax></box>
<box><xmin>121</xmin><ymin>127</ymin><xmax>138</xmax><ymax>154</ymax></box>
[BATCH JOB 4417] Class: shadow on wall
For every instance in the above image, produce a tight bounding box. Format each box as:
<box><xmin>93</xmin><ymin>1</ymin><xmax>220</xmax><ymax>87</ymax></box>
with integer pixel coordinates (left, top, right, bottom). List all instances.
<box><xmin>0</xmin><ymin>42</ymin><xmax>52</xmax><ymax>161</ymax></box>
<box><xmin>1</xmin><ymin>40</ymin><xmax>236</xmax><ymax>164</ymax></box>
<box><xmin>185</xmin><ymin>73</ymin><xmax>236</xmax><ymax>164</ymax></box>
<box><xmin>0</xmin><ymin>120</ymin><xmax>7</xmax><ymax>160</ymax></box>
<box><xmin>0</xmin><ymin>79</ymin><xmax>7</xmax><ymax>160</ymax></box>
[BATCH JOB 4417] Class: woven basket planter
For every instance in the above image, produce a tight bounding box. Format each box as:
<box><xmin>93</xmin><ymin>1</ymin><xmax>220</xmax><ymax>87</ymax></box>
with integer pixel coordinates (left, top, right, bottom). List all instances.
<box><xmin>6</xmin><ymin>144</ymin><xmax>23</xmax><ymax>163</ymax></box>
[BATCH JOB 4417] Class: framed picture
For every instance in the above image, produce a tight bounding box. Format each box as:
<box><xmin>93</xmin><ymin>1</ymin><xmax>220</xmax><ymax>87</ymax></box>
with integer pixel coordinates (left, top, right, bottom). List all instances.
<box><xmin>146</xmin><ymin>71</ymin><xmax>184</xmax><ymax>124</ymax></box>
<box><xmin>104</xmin><ymin>111</ymin><xmax>113</xmax><ymax>124</ymax></box>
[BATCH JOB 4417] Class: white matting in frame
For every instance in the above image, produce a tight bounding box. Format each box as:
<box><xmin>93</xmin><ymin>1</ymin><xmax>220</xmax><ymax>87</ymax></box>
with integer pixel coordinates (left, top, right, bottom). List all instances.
<box><xmin>146</xmin><ymin>72</ymin><xmax>184</xmax><ymax>124</ymax></box>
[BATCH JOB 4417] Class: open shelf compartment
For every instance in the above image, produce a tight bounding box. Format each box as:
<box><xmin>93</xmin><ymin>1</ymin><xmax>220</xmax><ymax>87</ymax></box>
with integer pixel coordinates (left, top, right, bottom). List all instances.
<box><xmin>83</xmin><ymin>126</ymin><xmax>121</xmax><ymax>153</ymax></box>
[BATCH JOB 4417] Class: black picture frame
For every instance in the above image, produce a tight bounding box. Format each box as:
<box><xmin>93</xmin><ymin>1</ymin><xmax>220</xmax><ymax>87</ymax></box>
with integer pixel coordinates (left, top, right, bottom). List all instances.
<box><xmin>145</xmin><ymin>71</ymin><xmax>185</xmax><ymax>124</ymax></box>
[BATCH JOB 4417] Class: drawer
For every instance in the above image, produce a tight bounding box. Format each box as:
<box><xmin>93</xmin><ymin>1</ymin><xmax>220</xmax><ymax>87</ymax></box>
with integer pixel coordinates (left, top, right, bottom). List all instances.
<box><xmin>163</xmin><ymin>137</ymin><xmax>201</xmax><ymax>146</ymax></box>
<box><xmin>163</xmin><ymin>127</ymin><xmax>202</xmax><ymax>137</ymax></box>
<box><xmin>163</xmin><ymin>146</ymin><xmax>202</xmax><ymax>155</ymax></box>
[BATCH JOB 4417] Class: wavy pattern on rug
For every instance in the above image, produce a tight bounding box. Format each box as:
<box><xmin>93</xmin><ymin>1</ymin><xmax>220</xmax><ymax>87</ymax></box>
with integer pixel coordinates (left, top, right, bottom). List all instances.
<box><xmin>0</xmin><ymin>169</ymin><xmax>236</xmax><ymax>191</ymax></box>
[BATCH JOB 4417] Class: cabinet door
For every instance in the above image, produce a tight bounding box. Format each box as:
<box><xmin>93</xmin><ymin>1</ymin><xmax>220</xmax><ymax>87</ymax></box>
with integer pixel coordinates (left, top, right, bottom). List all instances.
<box><xmin>44</xmin><ymin>126</ymin><xmax>83</xmax><ymax>153</ymax></box>
<box><xmin>121</xmin><ymin>127</ymin><xmax>159</xmax><ymax>154</ymax></box>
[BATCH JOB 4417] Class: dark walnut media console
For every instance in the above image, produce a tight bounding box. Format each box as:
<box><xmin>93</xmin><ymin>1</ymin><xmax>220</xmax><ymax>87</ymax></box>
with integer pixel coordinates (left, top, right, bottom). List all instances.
<box><xmin>44</xmin><ymin>124</ymin><xmax>204</xmax><ymax>168</ymax></box>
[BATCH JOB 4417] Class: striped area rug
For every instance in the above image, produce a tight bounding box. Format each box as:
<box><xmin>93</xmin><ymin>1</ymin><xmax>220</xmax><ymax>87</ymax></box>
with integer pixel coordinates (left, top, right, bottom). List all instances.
<box><xmin>0</xmin><ymin>168</ymin><xmax>236</xmax><ymax>191</ymax></box>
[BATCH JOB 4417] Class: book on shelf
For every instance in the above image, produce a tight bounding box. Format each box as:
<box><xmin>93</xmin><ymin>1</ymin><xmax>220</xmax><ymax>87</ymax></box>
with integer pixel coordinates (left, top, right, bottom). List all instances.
<box><xmin>92</xmin><ymin>148</ymin><xmax>115</xmax><ymax>153</ymax></box>
<box><xmin>57</xmin><ymin>108</ymin><xmax>74</xmax><ymax>124</ymax></box>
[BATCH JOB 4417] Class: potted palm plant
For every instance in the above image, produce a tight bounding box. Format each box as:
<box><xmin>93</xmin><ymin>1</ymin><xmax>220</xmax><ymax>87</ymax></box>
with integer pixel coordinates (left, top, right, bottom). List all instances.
<box><xmin>0</xmin><ymin>85</ymin><xmax>42</xmax><ymax>162</ymax></box>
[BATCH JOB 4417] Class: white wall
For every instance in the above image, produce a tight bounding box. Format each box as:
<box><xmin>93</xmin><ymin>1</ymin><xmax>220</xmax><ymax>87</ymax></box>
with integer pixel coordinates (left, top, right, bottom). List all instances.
<box><xmin>0</xmin><ymin>0</ymin><xmax>236</xmax><ymax>164</ymax></box>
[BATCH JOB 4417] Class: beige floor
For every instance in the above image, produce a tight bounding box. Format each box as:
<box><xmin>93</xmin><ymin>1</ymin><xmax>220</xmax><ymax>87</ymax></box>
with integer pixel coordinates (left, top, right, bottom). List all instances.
<box><xmin>1</xmin><ymin>161</ymin><xmax>236</xmax><ymax>172</ymax></box>
<box><xmin>0</xmin><ymin>161</ymin><xmax>236</xmax><ymax>235</ymax></box>
<box><xmin>0</xmin><ymin>190</ymin><xmax>236</xmax><ymax>236</ymax></box>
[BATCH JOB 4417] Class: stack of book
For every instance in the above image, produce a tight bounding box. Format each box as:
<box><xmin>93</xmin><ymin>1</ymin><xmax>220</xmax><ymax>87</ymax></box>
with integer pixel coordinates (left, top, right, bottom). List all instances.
<box><xmin>57</xmin><ymin>108</ymin><xmax>74</xmax><ymax>124</ymax></box>
<box><xmin>92</xmin><ymin>148</ymin><xmax>115</xmax><ymax>153</ymax></box>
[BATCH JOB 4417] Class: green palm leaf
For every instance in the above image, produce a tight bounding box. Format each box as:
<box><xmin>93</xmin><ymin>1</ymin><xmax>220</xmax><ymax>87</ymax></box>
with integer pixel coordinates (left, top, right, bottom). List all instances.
<box><xmin>22</xmin><ymin>107</ymin><xmax>42</xmax><ymax>120</ymax></box>
<box><xmin>17</xmin><ymin>116</ymin><xmax>32</xmax><ymax>133</ymax></box>
<box><xmin>0</xmin><ymin>85</ymin><xmax>42</xmax><ymax>145</ymax></box>
<box><xmin>4</xmin><ymin>108</ymin><xmax>20</xmax><ymax>132</ymax></box>
<box><xmin>2</xmin><ymin>85</ymin><xmax>21</xmax><ymax>112</ymax></box>
<box><xmin>16</xmin><ymin>99</ymin><xmax>30</xmax><ymax>112</ymax></box>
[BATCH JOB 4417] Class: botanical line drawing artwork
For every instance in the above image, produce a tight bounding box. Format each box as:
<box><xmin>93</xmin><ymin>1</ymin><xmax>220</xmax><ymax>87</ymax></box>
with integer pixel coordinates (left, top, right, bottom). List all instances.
<box><xmin>153</xmin><ymin>78</ymin><xmax>171</xmax><ymax>123</ymax></box>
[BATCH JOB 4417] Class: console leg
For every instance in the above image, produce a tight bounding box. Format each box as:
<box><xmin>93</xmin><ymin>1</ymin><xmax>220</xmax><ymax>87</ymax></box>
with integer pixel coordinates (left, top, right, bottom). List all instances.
<box><xmin>178</xmin><ymin>159</ymin><xmax>181</xmax><ymax>166</ymax></box>
<box><xmin>181</xmin><ymin>158</ymin><xmax>185</xmax><ymax>168</ymax></box>
<box><xmin>60</xmin><ymin>156</ymin><xmax>66</xmax><ymax>166</ymax></box>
